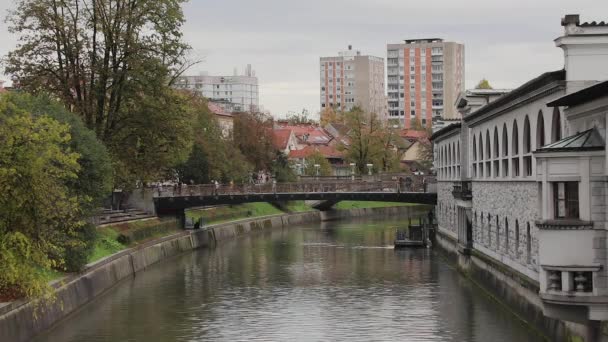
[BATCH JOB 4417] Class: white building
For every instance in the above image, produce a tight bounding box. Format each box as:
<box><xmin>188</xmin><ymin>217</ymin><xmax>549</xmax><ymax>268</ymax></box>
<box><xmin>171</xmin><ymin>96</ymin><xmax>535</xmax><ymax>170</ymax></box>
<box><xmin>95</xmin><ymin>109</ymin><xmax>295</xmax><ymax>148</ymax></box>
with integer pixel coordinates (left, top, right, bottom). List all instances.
<box><xmin>320</xmin><ymin>46</ymin><xmax>388</xmax><ymax>122</ymax></box>
<box><xmin>431</xmin><ymin>14</ymin><xmax>608</xmax><ymax>337</ymax></box>
<box><xmin>175</xmin><ymin>65</ymin><xmax>259</xmax><ymax>113</ymax></box>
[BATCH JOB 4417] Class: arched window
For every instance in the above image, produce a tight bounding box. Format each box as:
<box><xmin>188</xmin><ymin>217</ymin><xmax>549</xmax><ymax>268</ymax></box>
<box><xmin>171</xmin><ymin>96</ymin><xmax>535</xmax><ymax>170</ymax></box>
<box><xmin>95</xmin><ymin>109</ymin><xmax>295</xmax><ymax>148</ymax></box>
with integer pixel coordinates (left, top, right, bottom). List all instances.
<box><xmin>502</xmin><ymin>124</ymin><xmax>509</xmax><ymax>157</ymax></box>
<box><xmin>485</xmin><ymin>130</ymin><xmax>491</xmax><ymax>160</ymax></box>
<box><xmin>505</xmin><ymin>217</ymin><xmax>509</xmax><ymax>256</ymax></box>
<box><xmin>487</xmin><ymin>213</ymin><xmax>491</xmax><ymax>246</ymax></box>
<box><xmin>496</xmin><ymin>216</ymin><xmax>500</xmax><ymax>251</ymax></box>
<box><xmin>479</xmin><ymin>132</ymin><xmax>484</xmax><ymax>177</ymax></box>
<box><xmin>493</xmin><ymin>126</ymin><xmax>499</xmax><ymax>158</ymax></box>
<box><xmin>512</xmin><ymin>120</ymin><xmax>519</xmax><ymax>155</ymax></box>
<box><xmin>523</xmin><ymin>116</ymin><xmax>532</xmax><ymax>176</ymax></box>
<box><xmin>473</xmin><ymin>136</ymin><xmax>477</xmax><ymax>161</ymax></box>
<box><xmin>479</xmin><ymin>132</ymin><xmax>484</xmax><ymax>160</ymax></box>
<box><xmin>493</xmin><ymin>127</ymin><xmax>499</xmax><ymax>177</ymax></box>
<box><xmin>523</xmin><ymin>116</ymin><xmax>531</xmax><ymax>153</ymax></box>
<box><xmin>485</xmin><ymin>130</ymin><xmax>491</xmax><ymax>177</ymax></box>
<box><xmin>502</xmin><ymin>123</ymin><xmax>509</xmax><ymax>177</ymax></box>
<box><xmin>551</xmin><ymin>108</ymin><xmax>562</xmax><ymax>143</ymax></box>
<box><xmin>537</xmin><ymin>110</ymin><xmax>545</xmax><ymax>148</ymax></box>
<box><xmin>512</xmin><ymin>120</ymin><xmax>520</xmax><ymax>176</ymax></box>
<box><xmin>526</xmin><ymin>223</ymin><xmax>532</xmax><ymax>264</ymax></box>
<box><xmin>515</xmin><ymin>220</ymin><xmax>520</xmax><ymax>258</ymax></box>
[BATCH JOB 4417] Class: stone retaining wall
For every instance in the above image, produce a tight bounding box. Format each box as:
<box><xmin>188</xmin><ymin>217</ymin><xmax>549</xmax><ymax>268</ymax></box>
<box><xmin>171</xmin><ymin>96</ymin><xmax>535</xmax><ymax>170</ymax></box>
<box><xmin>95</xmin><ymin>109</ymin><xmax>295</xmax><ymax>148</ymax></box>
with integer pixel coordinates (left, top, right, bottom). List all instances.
<box><xmin>435</xmin><ymin>229</ymin><xmax>599</xmax><ymax>342</ymax></box>
<box><xmin>0</xmin><ymin>206</ymin><xmax>418</xmax><ymax>342</ymax></box>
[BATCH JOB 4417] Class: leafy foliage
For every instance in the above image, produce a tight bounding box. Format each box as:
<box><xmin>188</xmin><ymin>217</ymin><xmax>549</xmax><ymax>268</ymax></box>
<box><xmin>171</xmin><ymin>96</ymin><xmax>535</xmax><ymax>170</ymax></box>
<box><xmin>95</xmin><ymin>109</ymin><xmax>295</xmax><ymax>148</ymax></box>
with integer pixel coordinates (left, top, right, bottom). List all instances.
<box><xmin>1</xmin><ymin>92</ymin><xmax>113</xmax><ymax>209</ymax></box>
<box><xmin>5</xmin><ymin>0</ymin><xmax>196</xmax><ymax>188</ymax></box>
<box><xmin>0</xmin><ymin>102</ymin><xmax>84</xmax><ymax>299</ymax></box>
<box><xmin>272</xmin><ymin>151</ymin><xmax>297</xmax><ymax>182</ymax></box>
<box><xmin>233</xmin><ymin>111</ymin><xmax>275</xmax><ymax>171</ymax></box>
<box><xmin>303</xmin><ymin>151</ymin><xmax>333</xmax><ymax>176</ymax></box>
<box><xmin>286</xmin><ymin>109</ymin><xmax>316</xmax><ymax>125</ymax></box>
<box><xmin>340</xmin><ymin>107</ymin><xmax>399</xmax><ymax>173</ymax></box>
<box><xmin>176</xmin><ymin>95</ymin><xmax>252</xmax><ymax>184</ymax></box>
<box><xmin>475</xmin><ymin>79</ymin><xmax>493</xmax><ymax>89</ymax></box>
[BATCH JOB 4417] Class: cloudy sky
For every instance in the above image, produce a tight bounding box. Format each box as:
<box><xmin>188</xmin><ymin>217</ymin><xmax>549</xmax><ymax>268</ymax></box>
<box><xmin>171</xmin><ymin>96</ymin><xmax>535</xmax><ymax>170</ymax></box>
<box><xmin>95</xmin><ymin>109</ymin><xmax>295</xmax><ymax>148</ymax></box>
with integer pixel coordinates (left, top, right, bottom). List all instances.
<box><xmin>0</xmin><ymin>0</ymin><xmax>607</xmax><ymax>117</ymax></box>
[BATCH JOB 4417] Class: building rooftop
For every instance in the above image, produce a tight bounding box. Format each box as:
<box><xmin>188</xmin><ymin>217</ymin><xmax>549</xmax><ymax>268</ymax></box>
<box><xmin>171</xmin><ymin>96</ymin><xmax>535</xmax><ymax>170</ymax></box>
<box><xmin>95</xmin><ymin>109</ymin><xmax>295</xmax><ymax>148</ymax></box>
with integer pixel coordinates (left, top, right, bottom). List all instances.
<box><xmin>547</xmin><ymin>80</ymin><xmax>608</xmax><ymax>107</ymax></box>
<box><xmin>403</xmin><ymin>38</ymin><xmax>443</xmax><ymax>44</ymax></box>
<box><xmin>535</xmin><ymin>128</ymin><xmax>605</xmax><ymax>153</ymax></box>
<box><xmin>464</xmin><ymin>69</ymin><xmax>566</xmax><ymax>124</ymax></box>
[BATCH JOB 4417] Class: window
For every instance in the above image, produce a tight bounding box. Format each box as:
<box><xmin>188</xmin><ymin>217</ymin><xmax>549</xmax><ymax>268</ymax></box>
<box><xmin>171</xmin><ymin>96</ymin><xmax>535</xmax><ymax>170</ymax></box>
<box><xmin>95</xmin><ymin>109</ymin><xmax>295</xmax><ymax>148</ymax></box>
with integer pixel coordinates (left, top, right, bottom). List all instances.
<box><xmin>515</xmin><ymin>220</ymin><xmax>520</xmax><ymax>258</ymax></box>
<box><xmin>553</xmin><ymin>182</ymin><xmax>579</xmax><ymax>219</ymax></box>
<box><xmin>526</xmin><ymin>223</ymin><xmax>532</xmax><ymax>264</ymax></box>
<box><xmin>505</xmin><ymin>218</ymin><xmax>509</xmax><ymax>255</ymax></box>
<box><xmin>496</xmin><ymin>216</ymin><xmax>500</xmax><ymax>251</ymax></box>
<box><xmin>551</xmin><ymin>108</ymin><xmax>562</xmax><ymax>143</ymax></box>
<box><xmin>537</xmin><ymin>111</ymin><xmax>545</xmax><ymax>148</ymax></box>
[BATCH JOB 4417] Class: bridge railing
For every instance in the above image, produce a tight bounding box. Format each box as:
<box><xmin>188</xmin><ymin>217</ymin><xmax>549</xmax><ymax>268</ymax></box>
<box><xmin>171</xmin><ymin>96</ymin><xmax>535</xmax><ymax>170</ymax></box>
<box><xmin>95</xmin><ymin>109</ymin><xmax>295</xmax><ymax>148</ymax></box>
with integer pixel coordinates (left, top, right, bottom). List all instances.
<box><xmin>154</xmin><ymin>180</ymin><xmax>430</xmax><ymax>198</ymax></box>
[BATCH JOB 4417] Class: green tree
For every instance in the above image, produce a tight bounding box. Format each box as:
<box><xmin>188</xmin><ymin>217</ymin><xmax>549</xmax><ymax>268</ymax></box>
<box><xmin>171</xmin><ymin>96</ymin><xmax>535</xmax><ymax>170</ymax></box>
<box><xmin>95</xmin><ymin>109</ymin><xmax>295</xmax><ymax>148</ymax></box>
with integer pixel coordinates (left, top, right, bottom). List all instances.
<box><xmin>340</xmin><ymin>107</ymin><xmax>386</xmax><ymax>174</ymax></box>
<box><xmin>5</xmin><ymin>0</ymin><xmax>196</xmax><ymax>187</ymax></box>
<box><xmin>272</xmin><ymin>151</ymin><xmax>297</xmax><ymax>182</ymax></box>
<box><xmin>303</xmin><ymin>151</ymin><xmax>332</xmax><ymax>176</ymax></box>
<box><xmin>233</xmin><ymin>112</ymin><xmax>275</xmax><ymax>171</ymax></box>
<box><xmin>286</xmin><ymin>109</ymin><xmax>316</xmax><ymax>125</ymax></box>
<box><xmin>176</xmin><ymin>95</ymin><xmax>252</xmax><ymax>184</ymax></box>
<box><xmin>2</xmin><ymin>93</ymin><xmax>113</xmax><ymax>209</ymax></box>
<box><xmin>475</xmin><ymin>79</ymin><xmax>493</xmax><ymax>89</ymax></box>
<box><xmin>0</xmin><ymin>103</ymin><xmax>84</xmax><ymax>299</ymax></box>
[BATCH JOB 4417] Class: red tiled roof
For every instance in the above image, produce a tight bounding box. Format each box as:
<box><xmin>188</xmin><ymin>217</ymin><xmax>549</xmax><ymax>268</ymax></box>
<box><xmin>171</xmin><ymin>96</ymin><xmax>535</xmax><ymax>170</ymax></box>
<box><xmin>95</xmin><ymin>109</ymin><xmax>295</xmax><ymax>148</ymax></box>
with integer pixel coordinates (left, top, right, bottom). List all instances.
<box><xmin>399</xmin><ymin>129</ymin><xmax>429</xmax><ymax>140</ymax></box>
<box><xmin>207</xmin><ymin>102</ymin><xmax>233</xmax><ymax>117</ymax></box>
<box><xmin>275</xmin><ymin>123</ymin><xmax>333</xmax><ymax>145</ymax></box>
<box><xmin>289</xmin><ymin>145</ymin><xmax>343</xmax><ymax>159</ymax></box>
<box><xmin>272</xmin><ymin>129</ymin><xmax>292</xmax><ymax>150</ymax></box>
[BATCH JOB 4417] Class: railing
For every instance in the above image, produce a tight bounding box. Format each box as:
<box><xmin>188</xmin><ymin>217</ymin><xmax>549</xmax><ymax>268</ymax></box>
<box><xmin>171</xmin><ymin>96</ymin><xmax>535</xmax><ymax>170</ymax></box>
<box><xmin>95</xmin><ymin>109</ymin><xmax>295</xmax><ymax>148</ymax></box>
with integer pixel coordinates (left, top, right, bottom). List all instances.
<box><xmin>154</xmin><ymin>180</ymin><xmax>430</xmax><ymax>198</ymax></box>
<box><xmin>546</xmin><ymin>269</ymin><xmax>595</xmax><ymax>294</ymax></box>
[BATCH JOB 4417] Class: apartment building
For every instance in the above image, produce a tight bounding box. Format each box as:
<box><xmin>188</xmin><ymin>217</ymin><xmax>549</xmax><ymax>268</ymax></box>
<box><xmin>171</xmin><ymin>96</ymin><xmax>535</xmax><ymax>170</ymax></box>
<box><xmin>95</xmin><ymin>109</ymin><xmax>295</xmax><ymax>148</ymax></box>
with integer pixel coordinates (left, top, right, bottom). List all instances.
<box><xmin>175</xmin><ymin>65</ymin><xmax>259</xmax><ymax>113</ymax></box>
<box><xmin>387</xmin><ymin>39</ymin><xmax>464</xmax><ymax>129</ymax></box>
<box><xmin>320</xmin><ymin>46</ymin><xmax>387</xmax><ymax>122</ymax></box>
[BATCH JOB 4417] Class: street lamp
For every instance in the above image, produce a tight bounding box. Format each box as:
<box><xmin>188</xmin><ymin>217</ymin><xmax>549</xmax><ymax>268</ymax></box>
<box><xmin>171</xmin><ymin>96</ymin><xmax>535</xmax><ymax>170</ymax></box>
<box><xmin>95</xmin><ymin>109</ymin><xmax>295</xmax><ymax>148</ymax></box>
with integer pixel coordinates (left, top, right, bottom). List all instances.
<box><xmin>366</xmin><ymin>163</ymin><xmax>373</xmax><ymax>176</ymax></box>
<box><xmin>350</xmin><ymin>163</ymin><xmax>356</xmax><ymax>181</ymax></box>
<box><xmin>314</xmin><ymin>164</ymin><xmax>320</xmax><ymax>177</ymax></box>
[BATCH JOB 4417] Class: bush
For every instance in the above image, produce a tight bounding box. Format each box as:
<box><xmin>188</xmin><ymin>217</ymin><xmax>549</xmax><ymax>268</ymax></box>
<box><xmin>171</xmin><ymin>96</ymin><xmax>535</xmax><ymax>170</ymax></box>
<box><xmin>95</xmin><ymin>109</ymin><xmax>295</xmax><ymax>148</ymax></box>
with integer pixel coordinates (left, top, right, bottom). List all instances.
<box><xmin>64</xmin><ymin>224</ymin><xmax>97</xmax><ymax>272</ymax></box>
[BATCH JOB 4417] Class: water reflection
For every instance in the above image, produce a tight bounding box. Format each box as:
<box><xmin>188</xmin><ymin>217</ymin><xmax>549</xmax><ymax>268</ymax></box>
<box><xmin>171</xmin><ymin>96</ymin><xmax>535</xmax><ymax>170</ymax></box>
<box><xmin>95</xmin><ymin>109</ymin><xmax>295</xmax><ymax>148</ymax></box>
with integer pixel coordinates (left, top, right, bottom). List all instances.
<box><xmin>35</xmin><ymin>217</ymin><xmax>544</xmax><ymax>342</ymax></box>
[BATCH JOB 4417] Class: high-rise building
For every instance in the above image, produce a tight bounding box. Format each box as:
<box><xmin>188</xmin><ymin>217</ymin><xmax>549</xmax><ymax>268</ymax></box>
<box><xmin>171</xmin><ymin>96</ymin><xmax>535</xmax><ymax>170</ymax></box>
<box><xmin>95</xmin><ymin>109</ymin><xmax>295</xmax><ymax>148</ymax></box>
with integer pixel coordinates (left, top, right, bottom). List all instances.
<box><xmin>175</xmin><ymin>65</ymin><xmax>259</xmax><ymax>113</ymax></box>
<box><xmin>386</xmin><ymin>39</ymin><xmax>464</xmax><ymax>129</ymax></box>
<box><xmin>320</xmin><ymin>46</ymin><xmax>387</xmax><ymax>121</ymax></box>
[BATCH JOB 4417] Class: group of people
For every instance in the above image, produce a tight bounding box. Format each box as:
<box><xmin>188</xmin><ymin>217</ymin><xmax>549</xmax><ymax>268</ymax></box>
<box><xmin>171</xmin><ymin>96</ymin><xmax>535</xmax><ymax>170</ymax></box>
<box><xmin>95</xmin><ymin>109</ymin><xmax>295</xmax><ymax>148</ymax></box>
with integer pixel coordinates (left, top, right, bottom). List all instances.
<box><xmin>250</xmin><ymin>170</ymin><xmax>273</xmax><ymax>185</ymax></box>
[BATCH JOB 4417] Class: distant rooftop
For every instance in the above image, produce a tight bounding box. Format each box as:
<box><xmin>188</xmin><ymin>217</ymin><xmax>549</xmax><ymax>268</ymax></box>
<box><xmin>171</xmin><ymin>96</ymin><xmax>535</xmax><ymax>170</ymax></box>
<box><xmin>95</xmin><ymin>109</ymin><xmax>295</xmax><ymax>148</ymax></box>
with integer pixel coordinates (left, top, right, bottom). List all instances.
<box><xmin>403</xmin><ymin>38</ymin><xmax>443</xmax><ymax>44</ymax></box>
<box><xmin>562</xmin><ymin>14</ymin><xmax>608</xmax><ymax>27</ymax></box>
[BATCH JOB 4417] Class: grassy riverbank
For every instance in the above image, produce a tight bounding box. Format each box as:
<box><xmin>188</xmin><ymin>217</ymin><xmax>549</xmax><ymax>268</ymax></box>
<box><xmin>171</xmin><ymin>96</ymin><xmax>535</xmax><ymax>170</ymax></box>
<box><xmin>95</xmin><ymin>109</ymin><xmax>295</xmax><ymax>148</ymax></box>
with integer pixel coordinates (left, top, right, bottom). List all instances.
<box><xmin>333</xmin><ymin>201</ymin><xmax>419</xmax><ymax>210</ymax></box>
<box><xmin>89</xmin><ymin>201</ymin><xmax>421</xmax><ymax>265</ymax></box>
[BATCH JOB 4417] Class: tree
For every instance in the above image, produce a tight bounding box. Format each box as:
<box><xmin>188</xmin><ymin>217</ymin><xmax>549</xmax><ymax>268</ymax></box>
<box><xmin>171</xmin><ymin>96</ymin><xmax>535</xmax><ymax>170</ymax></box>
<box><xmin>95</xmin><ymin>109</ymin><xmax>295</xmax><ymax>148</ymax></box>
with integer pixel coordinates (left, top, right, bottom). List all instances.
<box><xmin>417</xmin><ymin>140</ymin><xmax>434</xmax><ymax>173</ymax></box>
<box><xmin>5</xmin><ymin>0</ymin><xmax>197</xmax><ymax>187</ymax></box>
<box><xmin>475</xmin><ymin>79</ymin><xmax>493</xmax><ymax>89</ymax></box>
<box><xmin>0</xmin><ymin>101</ymin><xmax>84</xmax><ymax>300</ymax></box>
<box><xmin>320</xmin><ymin>106</ymin><xmax>342</xmax><ymax>126</ymax></box>
<box><xmin>304</xmin><ymin>151</ymin><xmax>332</xmax><ymax>176</ymax></box>
<box><xmin>286</xmin><ymin>109</ymin><xmax>316</xmax><ymax>125</ymax></box>
<box><xmin>175</xmin><ymin>94</ymin><xmax>252</xmax><ymax>184</ymax></box>
<box><xmin>233</xmin><ymin>112</ymin><xmax>275</xmax><ymax>171</ymax></box>
<box><xmin>272</xmin><ymin>151</ymin><xmax>297</xmax><ymax>182</ymax></box>
<box><xmin>2</xmin><ymin>92</ymin><xmax>113</xmax><ymax>209</ymax></box>
<box><xmin>340</xmin><ymin>107</ymin><xmax>386</xmax><ymax>174</ymax></box>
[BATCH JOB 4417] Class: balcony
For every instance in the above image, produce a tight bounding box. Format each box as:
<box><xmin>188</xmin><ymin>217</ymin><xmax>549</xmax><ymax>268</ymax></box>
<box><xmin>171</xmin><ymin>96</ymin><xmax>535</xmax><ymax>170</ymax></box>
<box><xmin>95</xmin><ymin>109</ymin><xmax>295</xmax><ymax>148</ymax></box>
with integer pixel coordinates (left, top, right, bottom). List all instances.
<box><xmin>452</xmin><ymin>181</ymin><xmax>472</xmax><ymax>201</ymax></box>
<box><xmin>537</xmin><ymin>219</ymin><xmax>608</xmax><ymax>321</ymax></box>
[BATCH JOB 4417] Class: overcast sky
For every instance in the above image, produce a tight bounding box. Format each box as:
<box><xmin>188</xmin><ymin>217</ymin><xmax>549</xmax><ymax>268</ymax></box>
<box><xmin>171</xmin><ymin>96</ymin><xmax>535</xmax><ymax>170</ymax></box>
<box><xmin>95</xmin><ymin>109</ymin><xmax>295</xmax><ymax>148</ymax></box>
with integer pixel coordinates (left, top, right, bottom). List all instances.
<box><xmin>1</xmin><ymin>1</ymin><xmax>607</xmax><ymax>117</ymax></box>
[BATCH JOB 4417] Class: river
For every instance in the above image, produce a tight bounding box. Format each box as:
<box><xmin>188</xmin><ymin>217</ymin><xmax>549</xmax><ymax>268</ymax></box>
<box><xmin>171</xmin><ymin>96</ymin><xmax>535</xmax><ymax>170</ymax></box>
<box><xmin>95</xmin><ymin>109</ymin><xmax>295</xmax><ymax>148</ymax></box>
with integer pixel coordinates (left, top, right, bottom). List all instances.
<box><xmin>34</xmin><ymin>217</ymin><xmax>545</xmax><ymax>341</ymax></box>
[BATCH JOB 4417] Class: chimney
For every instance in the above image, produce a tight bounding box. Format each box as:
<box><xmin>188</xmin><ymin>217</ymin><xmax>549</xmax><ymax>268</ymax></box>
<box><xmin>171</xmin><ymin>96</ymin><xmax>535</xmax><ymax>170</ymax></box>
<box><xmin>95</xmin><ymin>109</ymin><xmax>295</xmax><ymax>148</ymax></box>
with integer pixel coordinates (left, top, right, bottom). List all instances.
<box><xmin>555</xmin><ymin>14</ymin><xmax>608</xmax><ymax>84</ymax></box>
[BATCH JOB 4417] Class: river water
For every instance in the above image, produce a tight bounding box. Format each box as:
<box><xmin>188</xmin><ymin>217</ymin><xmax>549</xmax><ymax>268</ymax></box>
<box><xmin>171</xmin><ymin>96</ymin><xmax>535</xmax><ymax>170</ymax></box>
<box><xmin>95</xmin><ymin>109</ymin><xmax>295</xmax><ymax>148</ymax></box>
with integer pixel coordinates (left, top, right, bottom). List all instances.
<box><xmin>35</xmin><ymin>217</ymin><xmax>545</xmax><ymax>342</ymax></box>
